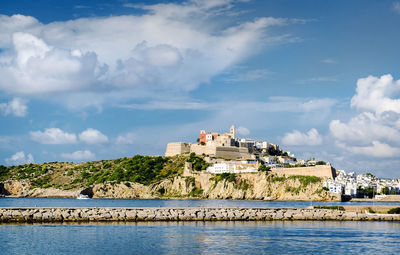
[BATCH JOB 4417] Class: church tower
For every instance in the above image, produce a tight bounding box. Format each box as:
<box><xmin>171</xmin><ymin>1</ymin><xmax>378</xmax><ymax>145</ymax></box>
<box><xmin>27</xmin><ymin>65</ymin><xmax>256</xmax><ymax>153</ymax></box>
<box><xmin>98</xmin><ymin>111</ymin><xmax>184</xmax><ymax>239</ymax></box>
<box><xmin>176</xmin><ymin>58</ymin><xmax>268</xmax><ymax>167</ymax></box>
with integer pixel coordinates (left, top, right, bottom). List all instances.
<box><xmin>230</xmin><ymin>125</ymin><xmax>235</xmax><ymax>139</ymax></box>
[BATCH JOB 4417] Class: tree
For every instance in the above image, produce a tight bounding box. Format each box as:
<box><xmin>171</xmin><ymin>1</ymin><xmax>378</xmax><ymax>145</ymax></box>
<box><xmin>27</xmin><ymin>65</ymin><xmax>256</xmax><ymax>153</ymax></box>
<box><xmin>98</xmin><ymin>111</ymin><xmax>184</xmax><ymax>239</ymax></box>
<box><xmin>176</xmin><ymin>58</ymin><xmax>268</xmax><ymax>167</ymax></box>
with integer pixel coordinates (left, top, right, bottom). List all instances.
<box><xmin>258</xmin><ymin>165</ymin><xmax>271</xmax><ymax>172</ymax></box>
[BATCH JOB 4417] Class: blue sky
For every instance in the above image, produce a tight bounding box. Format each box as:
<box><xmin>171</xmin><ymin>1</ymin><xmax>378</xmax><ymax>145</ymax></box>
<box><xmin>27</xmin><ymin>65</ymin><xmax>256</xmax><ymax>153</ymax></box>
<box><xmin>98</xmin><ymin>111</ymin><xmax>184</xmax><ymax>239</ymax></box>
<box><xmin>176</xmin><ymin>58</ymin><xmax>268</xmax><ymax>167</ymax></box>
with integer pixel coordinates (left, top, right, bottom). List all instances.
<box><xmin>1</xmin><ymin>0</ymin><xmax>400</xmax><ymax>178</ymax></box>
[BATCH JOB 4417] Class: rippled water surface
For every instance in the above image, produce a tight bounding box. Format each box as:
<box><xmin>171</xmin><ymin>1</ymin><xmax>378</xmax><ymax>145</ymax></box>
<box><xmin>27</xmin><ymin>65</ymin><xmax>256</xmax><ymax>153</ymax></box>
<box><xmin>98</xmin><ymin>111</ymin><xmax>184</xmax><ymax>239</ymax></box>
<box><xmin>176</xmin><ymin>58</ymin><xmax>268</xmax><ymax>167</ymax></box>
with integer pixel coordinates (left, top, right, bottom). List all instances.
<box><xmin>1</xmin><ymin>197</ymin><xmax>400</xmax><ymax>208</ymax></box>
<box><xmin>1</xmin><ymin>221</ymin><xmax>399</xmax><ymax>254</ymax></box>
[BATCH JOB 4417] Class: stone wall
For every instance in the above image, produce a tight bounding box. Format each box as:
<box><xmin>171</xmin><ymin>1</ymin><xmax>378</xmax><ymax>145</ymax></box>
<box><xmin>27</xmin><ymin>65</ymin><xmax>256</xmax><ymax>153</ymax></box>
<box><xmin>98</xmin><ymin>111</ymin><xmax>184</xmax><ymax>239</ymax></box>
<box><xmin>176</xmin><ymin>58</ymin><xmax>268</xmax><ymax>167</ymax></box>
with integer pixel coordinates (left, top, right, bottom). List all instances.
<box><xmin>165</xmin><ymin>142</ymin><xmax>252</xmax><ymax>159</ymax></box>
<box><xmin>0</xmin><ymin>207</ymin><xmax>399</xmax><ymax>223</ymax></box>
<box><xmin>190</xmin><ymin>144</ymin><xmax>217</xmax><ymax>156</ymax></box>
<box><xmin>270</xmin><ymin>165</ymin><xmax>337</xmax><ymax>179</ymax></box>
<box><xmin>165</xmin><ymin>142</ymin><xmax>191</xmax><ymax>156</ymax></box>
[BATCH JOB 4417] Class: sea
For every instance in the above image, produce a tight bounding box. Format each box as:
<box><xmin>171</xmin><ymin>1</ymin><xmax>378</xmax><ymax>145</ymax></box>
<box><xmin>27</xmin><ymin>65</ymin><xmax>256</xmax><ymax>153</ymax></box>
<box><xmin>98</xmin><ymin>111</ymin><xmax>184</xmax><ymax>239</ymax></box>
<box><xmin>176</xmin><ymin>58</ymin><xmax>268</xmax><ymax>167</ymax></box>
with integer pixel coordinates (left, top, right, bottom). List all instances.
<box><xmin>1</xmin><ymin>198</ymin><xmax>400</xmax><ymax>254</ymax></box>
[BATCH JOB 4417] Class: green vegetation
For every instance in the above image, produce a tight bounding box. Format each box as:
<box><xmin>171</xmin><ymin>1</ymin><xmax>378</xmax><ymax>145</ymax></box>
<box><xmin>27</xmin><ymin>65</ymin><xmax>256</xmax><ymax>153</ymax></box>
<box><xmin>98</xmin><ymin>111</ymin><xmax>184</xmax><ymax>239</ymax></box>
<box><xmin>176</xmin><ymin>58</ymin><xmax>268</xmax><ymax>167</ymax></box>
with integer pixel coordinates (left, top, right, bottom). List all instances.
<box><xmin>0</xmin><ymin>155</ymin><xmax>187</xmax><ymax>189</ymax></box>
<box><xmin>388</xmin><ymin>207</ymin><xmax>400</xmax><ymax>214</ymax></box>
<box><xmin>188</xmin><ymin>187</ymin><xmax>203</xmax><ymax>197</ymax></box>
<box><xmin>187</xmin><ymin>153</ymin><xmax>209</xmax><ymax>171</ymax></box>
<box><xmin>235</xmin><ymin>179</ymin><xmax>251</xmax><ymax>191</ymax></box>
<box><xmin>272</xmin><ymin>176</ymin><xmax>286</xmax><ymax>182</ymax></box>
<box><xmin>281</xmin><ymin>175</ymin><xmax>321</xmax><ymax>195</ymax></box>
<box><xmin>357</xmin><ymin>186</ymin><xmax>375</xmax><ymax>198</ymax></box>
<box><xmin>368</xmin><ymin>208</ymin><xmax>376</xmax><ymax>214</ymax></box>
<box><xmin>288</xmin><ymin>175</ymin><xmax>321</xmax><ymax>186</ymax></box>
<box><xmin>258</xmin><ymin>165</ymin><xmax>270</xmax><ymax>172</ymax></box>
<box><xmin>315</xmin><ymin>161</ymin><xmax>326</xmax><ymax>165</ymax></box>
<box><xmin>267</xmin><ymin>147</ymin><xmax>281</xmax><ymax>156</ymax></box>
<box><xmin>285</xmin><ymin>186</ymin><xmax>301</xmax><ymax>194</ymax></box>
<box><xmin>211</xmin><ymin>173</ymin><xmax>236</xmax><ymax>183</ymax></box>
<box><xmin>314</xmin><ymin>206</ymin><xmax>345</xmax><ymax>211</ymax></box>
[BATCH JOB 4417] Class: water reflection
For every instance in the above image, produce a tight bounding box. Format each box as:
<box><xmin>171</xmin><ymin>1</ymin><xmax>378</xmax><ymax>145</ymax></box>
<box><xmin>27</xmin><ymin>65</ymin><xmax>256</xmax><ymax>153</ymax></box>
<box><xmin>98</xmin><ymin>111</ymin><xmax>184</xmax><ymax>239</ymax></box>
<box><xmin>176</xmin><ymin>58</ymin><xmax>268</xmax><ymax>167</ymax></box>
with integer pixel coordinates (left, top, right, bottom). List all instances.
<box><xmin>1</xmin><ymin>197</ymin><xmax>400</xmax><ymax>208</ymax></box>
<box><xmin>1</xmin><ymin>221</ymin><xmax>399</xmax><ymax>254</ymax></box>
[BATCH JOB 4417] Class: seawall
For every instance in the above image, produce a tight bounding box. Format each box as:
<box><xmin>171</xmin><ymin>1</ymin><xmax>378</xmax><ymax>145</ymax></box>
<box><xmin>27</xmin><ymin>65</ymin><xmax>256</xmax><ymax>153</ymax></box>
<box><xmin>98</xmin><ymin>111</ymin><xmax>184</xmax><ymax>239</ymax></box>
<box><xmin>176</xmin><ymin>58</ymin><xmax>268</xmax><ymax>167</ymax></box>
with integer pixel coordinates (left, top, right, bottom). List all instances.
<box><xmin>1</xmin><ymin>207</ymin><xmax>399</xmax><ymax>223</ymax></box>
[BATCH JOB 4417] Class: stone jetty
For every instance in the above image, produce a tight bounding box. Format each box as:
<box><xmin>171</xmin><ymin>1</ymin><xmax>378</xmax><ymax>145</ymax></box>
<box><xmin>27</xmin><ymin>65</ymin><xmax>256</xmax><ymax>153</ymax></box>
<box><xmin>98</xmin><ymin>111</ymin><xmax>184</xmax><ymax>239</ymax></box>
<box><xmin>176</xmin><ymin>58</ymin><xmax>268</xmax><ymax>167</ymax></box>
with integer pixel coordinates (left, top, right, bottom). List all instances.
<box><xmin>0</xmin><ymin>207</ymin><xmax>399</xmax><ymax>223</ymax></box>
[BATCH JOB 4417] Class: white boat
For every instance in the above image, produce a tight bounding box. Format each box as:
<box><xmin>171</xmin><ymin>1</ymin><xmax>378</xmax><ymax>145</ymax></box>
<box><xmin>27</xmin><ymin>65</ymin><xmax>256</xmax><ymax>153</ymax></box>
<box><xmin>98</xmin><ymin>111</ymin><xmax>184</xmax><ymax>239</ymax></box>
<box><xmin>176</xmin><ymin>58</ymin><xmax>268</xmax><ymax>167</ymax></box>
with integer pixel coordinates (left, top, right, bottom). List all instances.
<box><xmin>77</xmin><ymin>194</ymin><xmax>90</xmax><ymax>199</ymax></box>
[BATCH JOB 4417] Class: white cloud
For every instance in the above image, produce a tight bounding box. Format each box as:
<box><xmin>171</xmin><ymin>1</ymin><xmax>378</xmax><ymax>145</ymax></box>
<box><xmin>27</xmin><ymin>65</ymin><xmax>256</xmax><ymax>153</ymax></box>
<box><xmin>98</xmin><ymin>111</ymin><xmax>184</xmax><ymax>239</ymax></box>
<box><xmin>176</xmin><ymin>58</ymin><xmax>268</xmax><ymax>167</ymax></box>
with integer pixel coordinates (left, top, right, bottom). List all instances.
<box><xmin>236</xmin><ymin>126</ymin><xmax>250</xmax><ymax>136</ymax></box>
<box><xmin>337</xmin><ymin>141</ymin><xmax>400</xmax><ymax>158</ymax></box>
<box><xmin>282</xmin><ymin>128</ymin><xmax>322</xmax><ymax>146</ymax></box>
<box><xmin>0</xmin><ymin>1</ymin><xmax>289</xmax><ymax>107</ymax></box>
<box><xmin>330</xmin><ymin>73</ymin><xmax>400</xmax><ymax>158</ymax></box>
<box><xmin>116</xmin><ymin>133</ymin><xmax>135</xmax><ymax>145</ymax></box>
<box><xmin>330</xmin><ymin>112</ymin><xmax>400</xmax><ymax>146</ymax></box>
<box><xmin>5</xmin><ymin>151</ymin><xmax>34</xmax><ymax>165</ymax></box>
<box><xmin>351</xmin><ymin>74</ymin><xmax>400</xmax><ymax>115</ymax></box>
<box><xmin>79</xmin><ymin>128</ymin><xmax>108</xmax><ymax>144</ymax></box>
<box><xmin>321</xmin><ymin>58</ymin><xmax>337</xmax><ymax>64</ymax></box>
<box><xmin>393</xmin><ymin>2</ymin><xmax>400</xmax><ymax>14</ymax></box>
<box><xmin>0</xmin><ymin>97</ymin><xmax>28</xmax><ymax>117</ymax></box>
<box><xmin>30</xmin><ymin>128</ymin><xmax>77</xmax><ymax>144</ymax></box>
<box><xmin>61</xmin><ymin>150</ymin><xmax>95</xmax><ymax>161</ymax></box>
<box><xmin>298</xmin><ymin>76</ymin><xmax>337</xmax><ymax>84</ymax></box>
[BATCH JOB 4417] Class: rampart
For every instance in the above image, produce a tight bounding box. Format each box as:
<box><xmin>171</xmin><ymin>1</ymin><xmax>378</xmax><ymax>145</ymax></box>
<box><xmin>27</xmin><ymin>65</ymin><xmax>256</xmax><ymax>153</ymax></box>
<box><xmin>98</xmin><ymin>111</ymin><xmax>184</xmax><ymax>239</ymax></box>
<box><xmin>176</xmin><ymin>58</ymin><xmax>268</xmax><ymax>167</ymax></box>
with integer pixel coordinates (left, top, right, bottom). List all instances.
<box><xmin>1</xmin><ymin>207</ymin><xmax>399</xmax><ymax>223</ymax></box>
<box><xmin>270</xmin><ymin>165</ymin><xmax>337</xmax><ymax>179</ymax></box>
<box><xmin>165</xmin><ymin>142</ymin><xmax>252</xmax><ymax>159</ymax></box>
<box><xmin>165</xmin><ymin>142</ymin><xmax>191</xmax><ymax>157</ymax></box>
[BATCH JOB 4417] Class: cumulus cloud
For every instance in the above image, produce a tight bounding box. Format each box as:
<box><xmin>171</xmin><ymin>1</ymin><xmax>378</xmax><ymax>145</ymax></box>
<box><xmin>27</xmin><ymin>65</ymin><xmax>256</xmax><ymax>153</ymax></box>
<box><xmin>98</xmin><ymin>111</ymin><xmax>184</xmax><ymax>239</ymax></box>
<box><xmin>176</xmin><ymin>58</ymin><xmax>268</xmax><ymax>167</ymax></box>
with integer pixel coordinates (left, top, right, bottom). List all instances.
<box><xmin>0</xmin><ymin>1</ymin><xmax>288</xmax><ymax>107</ymax></box>
<box><xmin>330</xmin><ymin>74</ymin><xmax>400</xmax><ymax>158</ymax></box>
<box><xmin>0</xmin><ymin>97</ymin><xmax>28</xmax><ymax>117</ymax></box>
<box><xmin>351</xmin><ymin>74</ymin><xmax>400</xmax><ymax>115</ymax></box>
<box><xmin>79</xmin><ymin>128</ymin><xmax>108</xmax><ymax>144</ymax></box>
<box><xmin>5</xmin><ymin>151</ymin><xmax>34</xmax><ymax>165</ymax></box>
<box><xmin>236</xmin><ymin>126</ymin><xmax>250</xmax><ymax>136</ymax></box>
<box><xmin>30</xmin><ymin>128</ymin><xmax>77</xmax><ymax>144</ymax></box>
<box><xmin>116</xmin><ymin>133</ymin><xmax>135</xmax><ymax>145</ymax></box>
<box><xmin>61</xmin><ymin>150</ymin><xmax>95</xmax><ymax>161</ymax></box>
<box><xmin>282</xmin><ymin>128</ymin><xmax>323</xmax><ymax>146</ymax></box>
<box><xmin>337</xmin><ymin>141</ymin><xmax>400</xmax><ymax>158</ymax></box>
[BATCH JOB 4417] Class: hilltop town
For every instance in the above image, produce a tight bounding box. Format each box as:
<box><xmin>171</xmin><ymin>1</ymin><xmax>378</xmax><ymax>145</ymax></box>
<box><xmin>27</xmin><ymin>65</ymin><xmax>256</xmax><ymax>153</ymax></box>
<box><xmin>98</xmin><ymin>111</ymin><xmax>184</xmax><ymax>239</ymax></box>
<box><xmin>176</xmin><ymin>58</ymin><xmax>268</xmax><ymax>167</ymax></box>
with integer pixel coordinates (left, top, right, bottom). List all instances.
<box><xmin>166</xmin><ymin>125</ymin><xmax>400</xmax><ymax>200</ymax></box>
<box><xmin>0</xmin><ymin>125</ymin><xmax>399</xmax><ymax>201</ymax></box>
<box><xmin>166</xmin><ymin>125</ymin><xmax>336</xmax><ymax>179</ymax></box>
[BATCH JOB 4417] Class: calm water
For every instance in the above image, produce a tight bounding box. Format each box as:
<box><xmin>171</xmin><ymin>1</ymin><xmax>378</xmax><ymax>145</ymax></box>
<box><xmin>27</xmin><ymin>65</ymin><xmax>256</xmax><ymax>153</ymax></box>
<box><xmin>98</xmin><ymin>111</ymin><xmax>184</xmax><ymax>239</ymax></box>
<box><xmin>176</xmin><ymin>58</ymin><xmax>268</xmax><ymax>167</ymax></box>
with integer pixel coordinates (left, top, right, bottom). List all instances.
<box><xmin>1</xmin><ymin>221</ymin><xmax>399</xmax><ymax>254</ymax></box>
<box><xmin>1</xmin><ymin>197</ymin><xmax>400</xmax><ymax>208</ymax></box>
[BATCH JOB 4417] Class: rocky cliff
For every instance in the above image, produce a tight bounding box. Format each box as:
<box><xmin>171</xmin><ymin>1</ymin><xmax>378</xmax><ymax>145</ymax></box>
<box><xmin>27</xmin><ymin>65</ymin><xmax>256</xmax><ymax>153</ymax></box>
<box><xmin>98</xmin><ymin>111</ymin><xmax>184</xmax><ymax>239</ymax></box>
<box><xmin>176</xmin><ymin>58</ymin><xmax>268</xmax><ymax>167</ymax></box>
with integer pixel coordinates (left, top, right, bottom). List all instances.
<box><xmin>1</xmin><ymin>172</ymin><xmax>339</xmax><ymax>201</ymax></box>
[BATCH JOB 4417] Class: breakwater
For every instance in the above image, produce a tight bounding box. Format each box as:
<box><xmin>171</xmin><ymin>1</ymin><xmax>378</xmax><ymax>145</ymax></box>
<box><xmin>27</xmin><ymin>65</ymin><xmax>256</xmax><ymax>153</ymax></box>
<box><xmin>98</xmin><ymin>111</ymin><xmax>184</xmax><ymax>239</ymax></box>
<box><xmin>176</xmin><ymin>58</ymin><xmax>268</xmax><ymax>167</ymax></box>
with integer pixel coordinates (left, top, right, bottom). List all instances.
<box><xmin>1</xmin><ymin>207</ymin><xmax>399</xmax><ymax>223</ymax></box>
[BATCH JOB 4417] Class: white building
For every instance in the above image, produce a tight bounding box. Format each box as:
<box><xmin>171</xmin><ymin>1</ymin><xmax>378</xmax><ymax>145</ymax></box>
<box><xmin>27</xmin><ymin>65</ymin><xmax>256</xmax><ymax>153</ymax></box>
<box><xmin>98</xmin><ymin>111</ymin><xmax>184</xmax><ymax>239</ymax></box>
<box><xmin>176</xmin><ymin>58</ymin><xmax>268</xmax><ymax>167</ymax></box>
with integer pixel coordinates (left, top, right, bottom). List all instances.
<box><xmin>206</xmin><ymin>162</ymin><xmax>258</xmax><ymax>174</ymax></box>
<box><xmin>344</xmin><ymin>182</ymin><xmax>357</xmax><ymax>197</ymax></box>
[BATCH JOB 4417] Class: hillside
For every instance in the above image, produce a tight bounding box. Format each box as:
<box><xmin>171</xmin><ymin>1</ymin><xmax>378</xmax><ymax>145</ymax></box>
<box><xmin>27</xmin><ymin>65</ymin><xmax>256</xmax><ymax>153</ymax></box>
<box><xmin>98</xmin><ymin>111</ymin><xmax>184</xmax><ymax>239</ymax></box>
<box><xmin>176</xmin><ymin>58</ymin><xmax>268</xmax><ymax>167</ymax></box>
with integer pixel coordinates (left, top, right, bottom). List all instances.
<box><xmin>0</xmin><ymin>154</ymin><xmax>339</xmax><ymax>201</ymax></box>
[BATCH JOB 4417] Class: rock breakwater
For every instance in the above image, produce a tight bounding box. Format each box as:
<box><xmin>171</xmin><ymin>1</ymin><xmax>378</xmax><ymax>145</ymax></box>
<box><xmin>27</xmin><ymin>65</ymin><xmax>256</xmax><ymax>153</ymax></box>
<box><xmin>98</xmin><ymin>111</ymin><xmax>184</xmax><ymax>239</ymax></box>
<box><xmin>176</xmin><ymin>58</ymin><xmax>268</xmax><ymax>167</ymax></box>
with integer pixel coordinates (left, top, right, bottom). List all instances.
<box><xmin>1</xmin><ymin>207</ymin><xmax>399</xmax><ymax>223</ymax></box>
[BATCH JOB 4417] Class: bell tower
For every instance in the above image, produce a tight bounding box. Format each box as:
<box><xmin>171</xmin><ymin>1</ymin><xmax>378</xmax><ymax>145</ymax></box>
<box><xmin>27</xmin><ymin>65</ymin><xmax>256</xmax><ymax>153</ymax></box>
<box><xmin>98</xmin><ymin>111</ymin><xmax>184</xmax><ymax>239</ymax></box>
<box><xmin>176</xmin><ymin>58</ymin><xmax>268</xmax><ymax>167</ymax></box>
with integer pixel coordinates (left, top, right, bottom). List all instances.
<box><xmin>230</xmin><ymin>125</ymin><xmax>235</xmax><ymax>139</ymax></box>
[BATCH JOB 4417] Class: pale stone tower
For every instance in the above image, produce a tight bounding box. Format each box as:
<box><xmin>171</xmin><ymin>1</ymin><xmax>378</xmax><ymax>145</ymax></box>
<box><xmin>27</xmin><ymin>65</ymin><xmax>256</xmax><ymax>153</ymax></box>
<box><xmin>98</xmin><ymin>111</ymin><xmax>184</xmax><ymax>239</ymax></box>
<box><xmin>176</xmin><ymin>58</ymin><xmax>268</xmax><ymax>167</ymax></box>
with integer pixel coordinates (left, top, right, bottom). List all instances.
<box><xmin>230</xmin><ymin>125</ymin><xmax>235</xmax><ymax>139</ymax></box>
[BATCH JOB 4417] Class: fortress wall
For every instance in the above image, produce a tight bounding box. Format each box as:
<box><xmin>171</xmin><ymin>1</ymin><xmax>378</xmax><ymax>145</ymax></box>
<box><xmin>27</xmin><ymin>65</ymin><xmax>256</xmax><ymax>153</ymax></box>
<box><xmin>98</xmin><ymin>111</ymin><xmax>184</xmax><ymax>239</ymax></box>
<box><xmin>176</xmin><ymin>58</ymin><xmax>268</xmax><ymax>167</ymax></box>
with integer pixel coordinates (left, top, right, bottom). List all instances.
<box><xmin>215</xmin><ymin>147</ymin><xmax>242</xmax><ymax>159</ymax></box>
<box><xmin>270</xmin><ymin>165</ymin><xmax>336</xmax><ymax>179</ymax></box>
<box><xmin>190</xmin><ymin>144</ymin><xmax>217</xmax><ymax>156</ymax></box>
<box><xmin>165</xmin><ymin>142</ymin><xmax>191</xmax><ymax>157</ymax></box>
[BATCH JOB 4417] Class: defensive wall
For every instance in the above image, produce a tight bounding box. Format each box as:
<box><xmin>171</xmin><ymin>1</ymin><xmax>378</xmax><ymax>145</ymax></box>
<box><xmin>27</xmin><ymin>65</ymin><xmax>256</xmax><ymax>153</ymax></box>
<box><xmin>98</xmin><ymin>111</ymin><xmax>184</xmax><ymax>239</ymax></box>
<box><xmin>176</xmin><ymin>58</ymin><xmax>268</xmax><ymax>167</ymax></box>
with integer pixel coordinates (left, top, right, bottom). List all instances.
<box><xmin>165</xmin><ymin>142</ymin><xmax>191</xmax><ymax>157</ymax></box>
<box><xmin>165</xmin><ymin>142</ymin><xmax>253</xmax><ymax>159</ymax></box>
<box><xmin>270</xmin><ymin>165</ymin><xmax>337</xmax><ymax>179</ymax></box>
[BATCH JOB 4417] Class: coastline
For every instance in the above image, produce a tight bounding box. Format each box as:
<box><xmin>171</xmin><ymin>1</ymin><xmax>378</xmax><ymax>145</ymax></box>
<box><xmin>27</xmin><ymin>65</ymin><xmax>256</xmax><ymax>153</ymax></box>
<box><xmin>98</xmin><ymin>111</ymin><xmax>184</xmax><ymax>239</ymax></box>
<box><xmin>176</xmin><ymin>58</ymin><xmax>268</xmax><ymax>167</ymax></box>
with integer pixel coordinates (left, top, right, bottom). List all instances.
<box><xmin>1</xmin><ymin>207</ymin><xmax>399</xmax><ymax>223</ymax></box>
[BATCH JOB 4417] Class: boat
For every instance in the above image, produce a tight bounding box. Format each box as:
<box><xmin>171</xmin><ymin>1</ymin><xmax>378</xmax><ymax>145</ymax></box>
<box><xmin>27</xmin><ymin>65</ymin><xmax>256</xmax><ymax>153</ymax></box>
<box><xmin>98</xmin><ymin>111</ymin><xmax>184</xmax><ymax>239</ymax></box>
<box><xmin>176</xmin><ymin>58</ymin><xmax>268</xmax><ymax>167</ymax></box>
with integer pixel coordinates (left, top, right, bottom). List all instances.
<box><xmin>77</xmin><ymin>193</ymin><xmax>90</xmax><ymax>200</ymax></box>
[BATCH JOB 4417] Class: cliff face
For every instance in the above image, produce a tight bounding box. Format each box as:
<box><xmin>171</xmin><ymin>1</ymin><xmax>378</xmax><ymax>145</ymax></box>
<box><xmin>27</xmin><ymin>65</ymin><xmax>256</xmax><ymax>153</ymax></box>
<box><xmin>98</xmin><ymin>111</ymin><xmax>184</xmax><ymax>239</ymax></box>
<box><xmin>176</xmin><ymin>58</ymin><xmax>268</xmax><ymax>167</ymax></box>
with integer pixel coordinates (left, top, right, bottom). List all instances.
<box><xmin>1</xmin><ymin>173</ymin><xmax>339</xmax><ymax>201</ymax></box>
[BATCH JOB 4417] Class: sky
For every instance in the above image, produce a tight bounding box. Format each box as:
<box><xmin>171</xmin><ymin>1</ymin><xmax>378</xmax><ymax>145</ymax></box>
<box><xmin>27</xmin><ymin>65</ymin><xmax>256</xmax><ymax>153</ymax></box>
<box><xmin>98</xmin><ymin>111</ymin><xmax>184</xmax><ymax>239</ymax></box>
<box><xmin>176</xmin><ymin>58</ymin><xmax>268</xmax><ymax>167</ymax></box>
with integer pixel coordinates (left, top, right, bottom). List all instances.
<box><xmin>0</xmin><ymin>0</ymin><xmax>400</xmax><ymax>178</ymax></box>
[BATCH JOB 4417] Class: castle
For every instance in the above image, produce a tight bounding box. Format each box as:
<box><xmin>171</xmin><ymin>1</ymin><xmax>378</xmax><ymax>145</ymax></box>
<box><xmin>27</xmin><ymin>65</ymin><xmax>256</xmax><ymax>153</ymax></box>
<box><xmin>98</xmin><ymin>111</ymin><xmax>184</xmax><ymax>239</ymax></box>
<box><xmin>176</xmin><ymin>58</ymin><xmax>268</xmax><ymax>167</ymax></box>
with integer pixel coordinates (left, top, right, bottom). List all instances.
<box><xmin>165</xmin><ymin>125</ymin><xmax>278</xmax><ymax>160</ymax></box>
<box><xmin>165</xmin><ymin>125</ymin><xmax>337</xmax><ymax>179</ymax></box>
